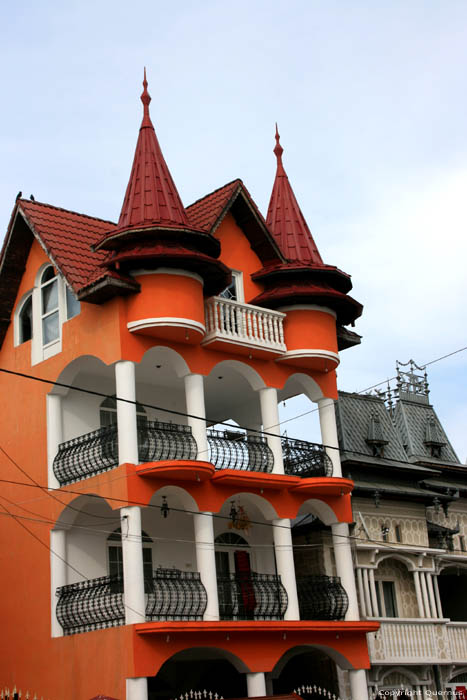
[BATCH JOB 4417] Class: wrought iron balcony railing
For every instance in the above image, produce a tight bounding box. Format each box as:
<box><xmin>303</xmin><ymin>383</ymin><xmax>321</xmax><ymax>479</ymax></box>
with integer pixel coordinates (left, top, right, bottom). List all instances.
<box><xmin>53</xmin><ymin>421</ymin><xmax>198</xmax><ymax>485</ymax></box>
<box><xmin>296</xmin><ymin>575</ymin><xmax>348</xmax><ymax>620</ymax></box>
<box><xmin>217</xmin><ymin>572</ymin><xmax>287</xmax><ymax>620</ymax></box>
<box><xmin>207</xmin><ymin>429</ymin><xmax>274</xmax><ymax>473</ymax></box>
<box><xmin>56</xmin><ymin>569</ymin><xmax>207</xmax><ymax>635</ymax></box>
<box><xmin>53</xmin><ymin>421</ymin><xmax>329</xmax><ymax>486</ymax></box>
<box><xmin>282</xmin><ymin>437</ymin><xmax>333</xmax><ymax>478</ymax></box>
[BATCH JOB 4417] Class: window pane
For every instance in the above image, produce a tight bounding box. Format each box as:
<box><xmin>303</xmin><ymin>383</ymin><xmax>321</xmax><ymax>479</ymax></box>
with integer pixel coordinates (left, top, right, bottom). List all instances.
<box><xmin>42</xmin><ymin>311</ymin><xmax>59</xmax><ymax>344</ymax></box>
<box><xmin>41</xmin><ymin>266</ymin><xmax>56</xmax><ymax>284</ymax></box>
<box><xmin>66</xmin><ymin>286</ymin><xmax>81</xmax><ymax>319</ymax></box>
<box><xmin>219</xmin><ymin>279</ymin><xmax>237</xmax><ymax>301</ymax></box>
<box><xmin>19</xmin><ymin>296</ymin><xmax>33</xmax><ymax>343</ymax></box>
<box><xmin>382</xmin><ymin>581</ymin><xmax>397</xmax><ymax>617</ymax></box>
<box><xmin>42</xmin><ymin>279</ymin><xmax>58</xmax><ymax>313</ymax></box>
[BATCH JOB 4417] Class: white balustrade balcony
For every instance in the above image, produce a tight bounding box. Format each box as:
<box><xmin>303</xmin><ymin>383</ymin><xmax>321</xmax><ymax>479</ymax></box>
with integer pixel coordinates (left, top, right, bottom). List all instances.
<box><xmin>203</xmin><ymin>297</ymin><xmax>286</xmax><ymax>357</ymax></box>
<box><xmin>368</xmin><ymin>619</ymin><xmax>467</xmax><ymax>665</ymax></box>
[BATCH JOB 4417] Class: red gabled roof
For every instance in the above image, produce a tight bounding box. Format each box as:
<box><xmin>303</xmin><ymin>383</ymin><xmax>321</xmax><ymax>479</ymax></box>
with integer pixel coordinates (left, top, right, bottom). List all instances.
<box><xmin>266</xmin><ymin>125</ymin><xmax>323</xmax><ymax>265</ymax></box>
<box><xmin>18</xmin><ymin>199</ymin><xmax>117</xmax><ymax>290</ymax></box>
<box><xmin>186</xmin><ymin>179</ymin><xmax>242</xmax><ymax>232</ymax></box>
<box><xmin>113</xmin><ymin>70</ymin><xmax>190</xmax><ymax>235</ymax></box>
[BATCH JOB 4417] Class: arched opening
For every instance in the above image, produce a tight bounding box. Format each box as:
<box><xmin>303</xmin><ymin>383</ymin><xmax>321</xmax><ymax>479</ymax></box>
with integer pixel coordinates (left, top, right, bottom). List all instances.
<box><xmin>272</xmin><ymin>648</ymin><xmax>340</xmax><ymax>699</ymax></box>
<box><xmin>438</xmin><ymin>566</ymin><xmax>467</xmax><ymax>621</ymax></box>
<box><xmin>373</xmin><ymin>557</ymin><xmax>417</xmax><ymax>618</ymax></box>
<box><xmin>147</xmin><ymin>648</ymin><xmax>248</xmax><ymax>700</ymax></box>
<box><xmin>277</xmin><ymin>373</ymin><xmax>324</xmax><ymax>447</ymax></box>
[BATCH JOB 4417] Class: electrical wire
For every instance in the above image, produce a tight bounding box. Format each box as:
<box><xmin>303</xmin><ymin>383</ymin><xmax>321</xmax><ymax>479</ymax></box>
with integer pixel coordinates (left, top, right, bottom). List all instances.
<box><xmin>0</xmin><ymin>342</ymin><xmax>465</xmax><ymax>441</ymax></box>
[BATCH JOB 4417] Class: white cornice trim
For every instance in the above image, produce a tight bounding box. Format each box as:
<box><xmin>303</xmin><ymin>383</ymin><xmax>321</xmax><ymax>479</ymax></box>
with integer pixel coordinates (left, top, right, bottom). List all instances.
<box><xmin>276</xmin><ymin>348</ymin><xmax>340</xmax><ymax>365</ymax></box>
<box><xmin>127</xmin><ymin>317</ymin><xmax>205</xmax><ymax>334</ymax></box>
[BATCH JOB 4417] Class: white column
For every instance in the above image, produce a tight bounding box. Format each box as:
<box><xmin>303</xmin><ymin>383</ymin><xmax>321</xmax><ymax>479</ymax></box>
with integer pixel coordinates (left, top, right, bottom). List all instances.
<box><xmin>426</xmin><ymin>573</ymin><xmax>438</xmax><ymax>618</ymax></box>
<box><xmin>184</xmin><ymin>373</ymin><xmax>209</xmax><ymax>460</ymax></box>
<box><xmin>362</xmin><ymin>568</ymin><xmax>373</xmax><ymax>617</ymax></box>
<box><xmin>317</xmin><ymin>397</ymin><xmax>342</xmax><ymax>477</ymax></box>
<box><xmin>272</xmin><ymin>519</ymin><xmax>299</xmax><ymax>619</ymax></box>
<box><xmin>348</xmin><ymin>669</ymin><xmax>369</xmax><ymax>699</ymax></box>
<box><xmin>120</xmin><ymin>506</ymin><xmax>146</xmax><ymax>624</ymax></box>
<box><xmin>356</xmin><ymin>568</ymin><xmax>367</xmax><ymax>617</ymax></box>
<box><xmin>246</xmin><ymin>672</ymin><xmax>266</xmax><ymax>697</ymax></box>
<box><xmin>413</xmin><ymin>570</ymin><xmax>426</xmax><ymax>618</ymax></box>
<box><xmin>259</xmin><ymin>387</ymin><xmax>284</xmax><ymax>474</ymax></box>
<box><xmin>433</xmin><ymin>574</ymin><xmax>444</xmax><ymax>618</ymax></box>
<box><xmin>368</xmin><ymin>569</ymin><xmax>379</xmax><ymax>617</ymax></box>
<box><xmin>194</xmin><ymin>511</ymin><xmax>219</xmax><ymax>620</ymax></box>
<box><xmin>47</xmin><ymin>393</ymin><xmax>63</xmax><ymax>489</ymax></box>
<box><xmin>420</xmin><ymin>572</ymin><xmax>431</xmax><ymax>619</ymax></box>
<box><xmin>115</xmin><ymin>360</ymin><xmax>138</xmax><ymax>464</ymax></box>
<box><xmin>331</xmin><ymin>522</ymin><xmax>359</xmax><ymax>619</ymax></box>
<box><xmin>50</xmin><ymin>528</ymin><xmax>67</xmax><ymax>637</ymax></box>
<box><xmin>126</xmin><ymin>677</ymin><xmax>148</xmax><ymax>700</ymax></box>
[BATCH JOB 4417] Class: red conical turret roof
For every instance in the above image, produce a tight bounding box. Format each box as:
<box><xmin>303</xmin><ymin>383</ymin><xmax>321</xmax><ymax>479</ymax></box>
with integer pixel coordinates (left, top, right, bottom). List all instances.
<box><xmin>116</xmin><ymin>69</ymin><xmax>190</xmax><ymax>231</ymax></box>
<box><xmin>266</xmin><ymin>125</ymin><xmax>323</xmax><ymax>265</ymax></box>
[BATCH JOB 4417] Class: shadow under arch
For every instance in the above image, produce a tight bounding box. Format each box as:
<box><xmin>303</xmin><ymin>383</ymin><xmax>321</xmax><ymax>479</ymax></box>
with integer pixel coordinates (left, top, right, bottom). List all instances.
<box><xmin>296</xmin><ymin>498</ymin><xmax>338</xmax><ymax>526</ymax></box>
<box><xmin>148</xmin><ymin>484</ymin><xmax>201</xmax><ymax>514</ymax></box>
<box><xmin>53</xmin><ymin>492</ymin><xmax>116</xmax><ymax>529</ymax></box>
<box><xmin>216</xmin><ymin>490</ymin><xmax>279</xmax><ymax>521</ymax></box>
<box><xmin>147</xmin><ymin>646</ymin><xmax>249</xmax><ymax>700</ymax></box>
<box><xmin>50</xmin><ymin>354</ymin><xmax>113</xmax><ymax>396</ymax></box>
<box><xmin>278</xmin><ymin>372</ymin><xmax>324</xmax><ymax>404</ymax></box>
<box><xmin>140</xmin><ymin>345</ymin><xmax>191</xmax><ymax>379</ymax></box>
<box><xmin>207</xmin><ymin>359</ymin><xmax>266</xmax><ymax>392</ymax></box>
<box><xmin>271</xmin><ymin>644</ymin><xmax>354</xmax><ymax>678</ymax></box>
<box><xmin>374</xmin><ymin>552</ymin><xmax>415</xmax><ymax>572</ymax></box>
<box><xmin>377</xmin><ymin>666</ymin><xmax>421</xmax><ymax>685</ymax></box>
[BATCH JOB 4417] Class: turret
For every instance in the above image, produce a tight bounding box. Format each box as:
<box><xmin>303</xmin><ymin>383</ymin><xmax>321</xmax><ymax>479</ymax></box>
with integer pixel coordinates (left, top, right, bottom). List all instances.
<box><xmin>251</xmin><ymin>126</ymin><xmax>363</xmax><ymax>371</ymax></box>
<box><xmin>94</xmin><ymin>71</ymin><xmax>230</xmax><ymax>343</ymax></box>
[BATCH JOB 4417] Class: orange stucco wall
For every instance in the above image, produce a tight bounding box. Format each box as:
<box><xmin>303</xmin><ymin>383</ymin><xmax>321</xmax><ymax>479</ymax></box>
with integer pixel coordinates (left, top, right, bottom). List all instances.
<box><xmin>0</xmin><ymin>214</ymin><xmax>350</xmax><ymax>697</ymax></box>
<box><xmin>126</xmin><ymin>271</ymin><xmax>205</xmax><ymax>336</ymax></box>
<box><xmin>213</xmin><ymin>212</ymin><xmax>264</xmax><ymax>303</ymax></box>
<box><xmin>282</xmin><ymin>308</ymin><xmax>338</xmax><ymax>354</ymax></box>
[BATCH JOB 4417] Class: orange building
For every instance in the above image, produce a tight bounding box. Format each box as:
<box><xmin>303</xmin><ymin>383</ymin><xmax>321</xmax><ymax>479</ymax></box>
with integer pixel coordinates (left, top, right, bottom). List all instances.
<box><xmin>0</xmin><ymin>73</ymin><xmax>377</xmax><ymax>700</ymax></box>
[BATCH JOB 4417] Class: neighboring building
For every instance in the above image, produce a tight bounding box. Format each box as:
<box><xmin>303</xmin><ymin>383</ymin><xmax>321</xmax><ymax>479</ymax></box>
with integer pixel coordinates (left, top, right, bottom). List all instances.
<box><xmin>294</xmin><ymin>361</ymin><xmax>467</xmax><ymax>699</ymax></box>
<box><xmin>0</xmin><ymin>74</ymin><xmax>377</xmax><ymax>700</ymax></box>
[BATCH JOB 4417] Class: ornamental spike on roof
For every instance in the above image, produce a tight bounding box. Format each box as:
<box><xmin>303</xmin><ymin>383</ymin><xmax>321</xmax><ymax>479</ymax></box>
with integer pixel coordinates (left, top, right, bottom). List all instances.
<box><xmin>266</xmin><ymin>125</ymin><xmax>323</xmax><ymax>265</ymax></box>
<box><xmin>116</xmin><ymin>69</ymin><xmax>190</xmax><ymax>231</ymax></box>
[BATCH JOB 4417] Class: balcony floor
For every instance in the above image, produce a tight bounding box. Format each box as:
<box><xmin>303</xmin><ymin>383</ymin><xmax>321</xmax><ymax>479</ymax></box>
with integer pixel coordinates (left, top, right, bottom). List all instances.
<box><xmin>133</xmin><ymin>620</ymin><xmax>379</xmax><ymax>677</ymax></box>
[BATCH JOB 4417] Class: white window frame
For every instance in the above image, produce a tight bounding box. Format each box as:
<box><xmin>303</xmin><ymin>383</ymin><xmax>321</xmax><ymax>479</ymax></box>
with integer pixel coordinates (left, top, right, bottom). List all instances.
<box><xmin>219</xmin><ymin>270</ymin><xmax>244</xmax><ymax>303</ymax></box>
<box><xmin>14</xmin><ymin>290</ymin><xmax>34</xmax><ymax>346</ymax></box>
<box><xmin>24</xmin><ymin>263</ymin><xmax>81</xmax><ymax>365</ymax></box>
<box><xmin>375</xmin><ymin>577</ymin><xmax>399</xmax><ymax>617</ymax></box>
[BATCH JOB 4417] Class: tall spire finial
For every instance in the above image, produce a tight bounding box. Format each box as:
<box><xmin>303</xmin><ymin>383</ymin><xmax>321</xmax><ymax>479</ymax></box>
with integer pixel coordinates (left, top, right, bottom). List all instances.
<box><xmin>140</xmin><ymin>67</ymin><xmax>152</xmax><ymax>127</ymax></box>
<box><xmin>274</xmin><ymin>122</ymin><xmax>284</xmax><ymax>164</ymax></box>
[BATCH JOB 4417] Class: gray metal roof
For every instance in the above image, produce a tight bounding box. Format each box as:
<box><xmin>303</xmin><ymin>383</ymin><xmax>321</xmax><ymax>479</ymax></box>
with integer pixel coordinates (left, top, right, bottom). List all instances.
<box><xmin>393</xmin><ymin>399</ymin><xmax>460</xmax><ymax>464</ymax></box>
<box><xmin>336</xmin><ymin>391</ymin><xmax>407</xmax><ymax>462</ymax></box>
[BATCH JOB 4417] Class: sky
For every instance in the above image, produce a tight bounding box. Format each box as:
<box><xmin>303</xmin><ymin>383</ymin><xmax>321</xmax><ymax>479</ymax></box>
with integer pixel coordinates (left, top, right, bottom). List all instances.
<box><xmin>0</xmin><ymin>0</ymin><xmax>466</xmax><ymax>460</ymax></box>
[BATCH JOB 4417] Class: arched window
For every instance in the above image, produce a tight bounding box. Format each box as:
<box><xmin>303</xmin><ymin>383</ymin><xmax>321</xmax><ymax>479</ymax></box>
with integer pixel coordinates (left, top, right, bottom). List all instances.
<box><xmin>41</xmin><ymin>266</ymin><xmax>59</xmax><ymax>345</ymax></box>
<box><xmin>107</xmin><ymin>528</ymin><xmax>154</xmax><ymax>590</ymax></box>
<box><xmin>18</xmin><ymin>294</ymin><xmax>33</xmax><ymax>343</ymax></box>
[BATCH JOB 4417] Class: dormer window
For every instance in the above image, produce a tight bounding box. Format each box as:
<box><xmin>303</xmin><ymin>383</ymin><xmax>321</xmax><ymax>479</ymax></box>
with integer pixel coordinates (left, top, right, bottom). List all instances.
<box><xmin>424</xmin><ymin>417</ymin><xmax>446</xmax><ymax>458</ymax></box>
<box><xmin>365</xmin><ymin>411</ymin><xmax>389</xmax><ymax>458</ymax></box>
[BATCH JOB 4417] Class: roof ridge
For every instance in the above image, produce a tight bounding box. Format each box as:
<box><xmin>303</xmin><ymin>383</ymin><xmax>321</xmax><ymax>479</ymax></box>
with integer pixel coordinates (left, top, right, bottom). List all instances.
<box><xmin>18</xmin><ymin>199</ymin><xmax>117</xmax><ymax>226</ymax></box>
<box><xmin>186</xmin><ymin>179</ymin><xmax>243</xmax><ymax>210</ymax></box>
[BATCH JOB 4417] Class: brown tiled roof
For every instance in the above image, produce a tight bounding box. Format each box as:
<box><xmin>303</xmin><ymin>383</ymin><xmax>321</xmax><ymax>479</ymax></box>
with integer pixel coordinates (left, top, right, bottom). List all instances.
<box><xmin>18</xmin><ymin>199</ymin><xmax>117</xmax><ymax>291</ymax></box>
